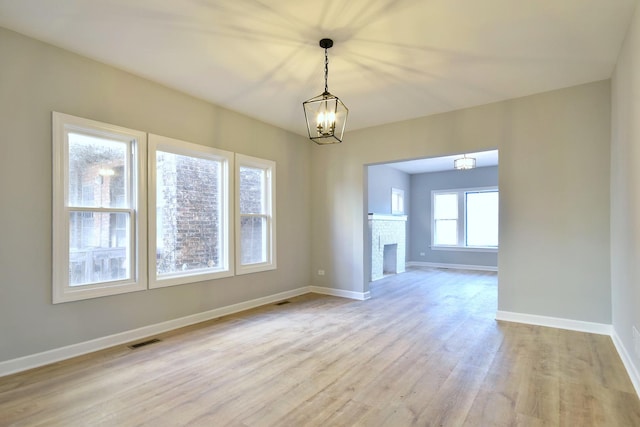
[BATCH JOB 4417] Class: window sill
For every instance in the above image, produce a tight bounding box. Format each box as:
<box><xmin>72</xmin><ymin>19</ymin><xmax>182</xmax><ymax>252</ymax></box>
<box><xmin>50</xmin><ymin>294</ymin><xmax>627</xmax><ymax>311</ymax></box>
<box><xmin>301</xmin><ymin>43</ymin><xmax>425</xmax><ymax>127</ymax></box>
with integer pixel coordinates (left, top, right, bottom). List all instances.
<box><xmin>236</xmin><ymin>262</ymin><xmax>277</xmax><ymax>276</ymax></box>
<box><xmin>431</xmin><ymin>245</ymin><xmax>498</xmax><ymax>253</ymax></box>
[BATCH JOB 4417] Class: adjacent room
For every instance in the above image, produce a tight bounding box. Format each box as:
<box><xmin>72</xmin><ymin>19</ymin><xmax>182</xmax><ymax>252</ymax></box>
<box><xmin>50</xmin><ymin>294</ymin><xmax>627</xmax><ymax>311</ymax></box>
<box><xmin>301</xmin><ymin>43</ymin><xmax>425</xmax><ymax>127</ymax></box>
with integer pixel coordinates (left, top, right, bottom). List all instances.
<box><xmin>1</xmin><ymin>0</ymin><xmax>640</xmax><ymax>425</ymax></box>
<box><xmin>366</xmin><ymin>150</ymin><xmax>499</xmax><ymax>285</ymax></box>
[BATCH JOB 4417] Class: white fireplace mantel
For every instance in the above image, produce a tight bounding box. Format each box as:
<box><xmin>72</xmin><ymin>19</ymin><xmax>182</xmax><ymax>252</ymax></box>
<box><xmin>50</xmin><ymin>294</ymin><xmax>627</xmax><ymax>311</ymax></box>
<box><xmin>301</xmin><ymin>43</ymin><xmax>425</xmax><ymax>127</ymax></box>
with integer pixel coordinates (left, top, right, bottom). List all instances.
<box><xmin>368</xmin><ymin>214</ymin><xmax>407</xmax><ymax>222</ymax></box>
<box><xmin>368</xmin><ymin>214</ymin><xmax>408</xmax><ymax>281</ymax></box>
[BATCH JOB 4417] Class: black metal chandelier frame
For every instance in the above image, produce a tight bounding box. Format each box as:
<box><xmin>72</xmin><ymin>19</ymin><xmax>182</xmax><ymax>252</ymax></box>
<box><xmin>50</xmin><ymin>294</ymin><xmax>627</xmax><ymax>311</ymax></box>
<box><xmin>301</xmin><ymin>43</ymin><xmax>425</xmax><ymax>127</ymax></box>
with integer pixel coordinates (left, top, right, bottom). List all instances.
<box><xmin>303</xmin><ymin>38</ymin><xmax>349</xmax><ymax>145</ymax></box>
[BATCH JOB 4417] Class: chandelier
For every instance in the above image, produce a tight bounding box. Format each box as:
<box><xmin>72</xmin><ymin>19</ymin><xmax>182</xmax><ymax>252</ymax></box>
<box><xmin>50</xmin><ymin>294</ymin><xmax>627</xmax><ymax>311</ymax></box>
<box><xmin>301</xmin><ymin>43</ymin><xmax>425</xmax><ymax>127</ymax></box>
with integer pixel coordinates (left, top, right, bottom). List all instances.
<box><xmin>454</xmin><ymin>154</ymin><xmax>476</xmax><ymax>170</ymax></box>
<box><xmin>303</xmin><ymin>38</ymin><xmax>349</xmax><ymax>144</ymax></box>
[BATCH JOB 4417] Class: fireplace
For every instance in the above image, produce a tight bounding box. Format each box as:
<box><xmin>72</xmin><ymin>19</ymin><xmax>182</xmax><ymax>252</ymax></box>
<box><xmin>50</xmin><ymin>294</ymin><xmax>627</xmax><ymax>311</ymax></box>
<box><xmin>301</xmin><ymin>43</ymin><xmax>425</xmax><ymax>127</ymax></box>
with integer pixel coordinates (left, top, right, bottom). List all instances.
<box><xmin>383</xmin><ymin>243</ymin><xmax>398</xmax><ymax>275</ymax></box>
<box><xmin>368</xmin><ymin>214</ymin><xmax>407</xmax><ymax>281</ymax></box>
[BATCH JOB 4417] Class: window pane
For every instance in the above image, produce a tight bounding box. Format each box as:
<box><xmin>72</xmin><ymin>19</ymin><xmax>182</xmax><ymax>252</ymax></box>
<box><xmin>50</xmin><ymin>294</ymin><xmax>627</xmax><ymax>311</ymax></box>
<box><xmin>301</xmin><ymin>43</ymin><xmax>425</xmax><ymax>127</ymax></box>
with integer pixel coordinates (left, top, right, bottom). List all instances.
<box><xmin>434</xmin><ymin>193</ymin><xmax>458</xmax><ymax>219</ymax></box>
<box><xmin>239</xmin><ymin>166</ymin><xmax>265</xmax><ymax>214</ymax></box>
<box><xmin>236</xmin><ymin>154</ymin><xmax>275</xmax><ymax>275</ymax></box>
<box><xmin>434</xmin><ymin>219</ymin><xmax>457</xmax><ymax>245</ymax></box>
<box><xmin>466</xmin><ymin>191</ymin><xmax>499</xmax><ymax>246</ymax></box>
<box><xmin>68</xmin><ymin>133</ymin><xmax>128</xmax><ymax>208</ymax></box>
<box><xmin>155</xmin><ymin>151</ymin><xmax>222</xmax><ymax>275</ymax></box>
<box><xmin>69</xmin><ymin>212</ymin><xmax>130</xmax><ymax>286</ymax></box>
<box><xmin>392</xmin><ymin>189</ymin><xmax>404</xmax><ymax>214</ymax></box>
<box><xmin>240</xmin><ymin>216</ymin><xmax>267</xmax><ymax>265</ymax></box>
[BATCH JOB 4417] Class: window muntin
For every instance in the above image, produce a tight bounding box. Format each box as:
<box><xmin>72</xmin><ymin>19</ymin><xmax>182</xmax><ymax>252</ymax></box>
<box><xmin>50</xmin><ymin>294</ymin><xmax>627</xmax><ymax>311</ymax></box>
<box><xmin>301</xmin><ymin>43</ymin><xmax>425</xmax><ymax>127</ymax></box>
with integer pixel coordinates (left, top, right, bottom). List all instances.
<box><xmin>148</xmin><ymin>134</ymin><xmax>233</xmax><ymax>288</ymax></box>
<box><xmin>53</xmin><ymin>112</ymin><xmax>147</xmax><ymax>303</ymax></box>
<box><xmin>431</xmin><ymin>187</ymin><xmax>498</xmax><ymax>250</ymax></box>
<box><xmin>236</xmin><ymin>154</ymin><xmax>276</xmax><ymax>274</ymax></box>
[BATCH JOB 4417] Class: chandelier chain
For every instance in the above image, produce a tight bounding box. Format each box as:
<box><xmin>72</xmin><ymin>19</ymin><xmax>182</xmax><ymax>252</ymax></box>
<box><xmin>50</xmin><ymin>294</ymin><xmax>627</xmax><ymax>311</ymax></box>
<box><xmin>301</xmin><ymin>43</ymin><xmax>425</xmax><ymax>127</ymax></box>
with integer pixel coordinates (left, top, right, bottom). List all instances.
<box><xmin>324</xmin><ymin>47</ymin><xmax>329</xmax><ymax>93</ymax></box>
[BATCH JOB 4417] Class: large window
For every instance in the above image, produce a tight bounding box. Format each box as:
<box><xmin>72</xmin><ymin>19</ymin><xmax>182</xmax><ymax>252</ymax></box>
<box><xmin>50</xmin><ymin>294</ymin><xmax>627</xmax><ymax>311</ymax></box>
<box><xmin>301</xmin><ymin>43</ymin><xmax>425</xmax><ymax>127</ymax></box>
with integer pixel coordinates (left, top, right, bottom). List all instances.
<box><xmin>54</xmin><ymin>113</ymin><xmax>276</xmax><ymax>302</ymax></box>
<box><xmin>52</xmin><ymin>112</ymin><xmax>147</xmax><ymax>303</ymax></box>
<box><xmin>465</xmin><ymin>190</ymin><xmax>499</xmax><ymax>247</ymax></box>
<box><xmin>432</xmin><ymin>187</ymin><xmax>498</xmax><ymax>250</ymax></box>
<box><xmin>235</xmin><ymin>154</ymin><xmax>276</xmax><ymax>275</ymax></box>
<box><xmin>148</xmin><ymin>134</ymin><xmax>234</xmax><ymax>288</ymax></box>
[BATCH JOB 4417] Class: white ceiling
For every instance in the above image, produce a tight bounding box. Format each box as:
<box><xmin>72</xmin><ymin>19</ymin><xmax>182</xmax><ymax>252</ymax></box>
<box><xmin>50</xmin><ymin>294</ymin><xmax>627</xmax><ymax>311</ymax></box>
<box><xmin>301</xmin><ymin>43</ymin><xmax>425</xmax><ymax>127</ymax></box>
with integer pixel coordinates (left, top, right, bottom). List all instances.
<box><xmin>0</xmin><ymin>1</ymin><xmax>636</xmax><ymax>136</ymax></box>
<box><xmin>385</xmin><ymin>150</ymin><xmax>499</xmax><ymax>174</ymax></box>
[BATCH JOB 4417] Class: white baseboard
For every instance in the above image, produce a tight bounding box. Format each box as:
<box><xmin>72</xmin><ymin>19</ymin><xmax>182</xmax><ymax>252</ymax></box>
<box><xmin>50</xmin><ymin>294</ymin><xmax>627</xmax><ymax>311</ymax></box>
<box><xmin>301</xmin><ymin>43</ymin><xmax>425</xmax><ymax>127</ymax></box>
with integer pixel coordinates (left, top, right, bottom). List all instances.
<box><xmin>611</xmin><ymin>330</ymin><xmax>640</xmax><ymax>398</ymax></box>
<box><xmin>407</xmin><ymin>261</ymin><xmax>498</xmax><ymax>272</ymax></box>
<box><xmin>310</xmin><ymin>286</ymin><xmax>371</xmax><ymax>301</ymax></box>
<box><xmin>0</xmin><ymin>286</ymin><xmax>312</xmax><ymax>377</ymax></box>
<box><xmin>4</xmin><ymin>288</ymin><xmax>635</xmax><ymax>402</ymax></box>
<box><xmin>495</xmin><ymin>310</ymin><xmax>612</xmax><ymax>335</ymax></box>
<box><xmin>0</xmin><ymin>284</ymin><xmax>372</xmax><ymax>377</ymax></box>
<box><xmin>496</xmin><ymin>311</ymin><xmax>640</xmax><ymax>400</ymax></box>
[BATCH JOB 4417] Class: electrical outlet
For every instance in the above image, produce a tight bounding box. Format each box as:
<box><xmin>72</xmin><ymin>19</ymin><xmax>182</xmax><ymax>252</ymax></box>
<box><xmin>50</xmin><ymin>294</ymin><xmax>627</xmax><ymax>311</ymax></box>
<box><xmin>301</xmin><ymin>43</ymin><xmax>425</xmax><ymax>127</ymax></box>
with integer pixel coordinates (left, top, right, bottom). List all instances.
<box><xmin>420</xmin><ymin>252</ymin><xmax>425</xmax><ymax>256</ymax></box>
<box><xmin>318</xmin><ymin>269</ymin><xmax>325</xmax><ymax>276</ymax></box>
<box><xmin>633</xmin><ymin>326</ymin><xmax>640</xmax><ymax>359</ymax></box>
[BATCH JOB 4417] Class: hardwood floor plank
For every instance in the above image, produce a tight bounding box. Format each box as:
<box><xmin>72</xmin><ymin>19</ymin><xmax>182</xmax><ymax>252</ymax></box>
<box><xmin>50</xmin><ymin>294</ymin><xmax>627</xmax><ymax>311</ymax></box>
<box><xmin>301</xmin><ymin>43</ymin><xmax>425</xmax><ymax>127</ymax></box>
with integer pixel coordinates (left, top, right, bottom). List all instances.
<box><xmin>462</xmin><ymin>389</ymin><xmax>517</xmax><ymax>427</ymax></box>
<box><xmin>1</xmin><ymin>268</ymin><xmax>639</xmax><ymax>426</ymax></box>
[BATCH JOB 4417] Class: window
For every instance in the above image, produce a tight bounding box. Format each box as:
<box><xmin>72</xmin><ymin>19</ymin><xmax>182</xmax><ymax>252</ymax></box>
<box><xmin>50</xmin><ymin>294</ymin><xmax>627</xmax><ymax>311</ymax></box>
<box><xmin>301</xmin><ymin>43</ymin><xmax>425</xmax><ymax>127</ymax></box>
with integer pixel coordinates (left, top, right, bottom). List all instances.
<box><xmin>236</xmin><ymin>154</ymin><xmax>276</xmax><ymax>274</ymax></box>
<box><xmin>149</xmin><ymin>134</ymin><xmax>234</xmax><ymax>288</ymax></box>
<box><xmin>391</xmin><ymin>188</ymin><xmax>404</xmax><ymax>214</ymax></box>
<box><xmin>466</xmin><ymin>190</ymin><xmax>499</xmax><ymax>247</ymax></box>
<box><xmin>431</xmin><ymin>187</ymin><xmax>498</xmax><ymax>250</ymax></box>
<box><xmin>52</xmin><ymin>112</ymin><xmax>147</xmax><ymax>303</ymax></box>
<box><xmin>53</xmin><ymin>114</ymin><xmax>274</xmax><ymax>302</ymax></box>
<box><xmin>433</xmin><ymin>192</ymin><xmax>458</xmax><ymax>246</ymax></box>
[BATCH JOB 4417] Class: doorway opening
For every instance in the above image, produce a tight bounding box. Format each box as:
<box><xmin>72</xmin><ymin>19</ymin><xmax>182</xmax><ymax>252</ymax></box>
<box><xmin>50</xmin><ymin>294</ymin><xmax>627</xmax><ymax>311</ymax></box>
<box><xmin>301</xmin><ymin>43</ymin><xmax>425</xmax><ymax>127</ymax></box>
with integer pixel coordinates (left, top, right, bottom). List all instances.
<box><xmin>365</xmin><ymin>149</ymin><xmax>499</xmax><ymax>285</ymax></box>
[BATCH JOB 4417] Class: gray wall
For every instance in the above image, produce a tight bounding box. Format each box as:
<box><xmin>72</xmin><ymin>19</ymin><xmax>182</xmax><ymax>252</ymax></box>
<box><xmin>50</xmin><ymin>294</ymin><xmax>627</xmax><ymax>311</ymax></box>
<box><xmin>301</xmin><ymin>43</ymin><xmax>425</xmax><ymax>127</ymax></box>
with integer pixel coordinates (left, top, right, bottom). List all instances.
<box><xmin>367</xmin><ymin>164</ymin><xmax>410</xmax><ymax>215</ymax></box>
<box><xmin>0</xmin><ymin>24</ymin><xmax>619</xmax><ymax>364</ymax></box>
<box><xmin>311</xmin><ymin>80</ymin><xmax>611</xmax><ymax>325</ymax></box>
<box><xmin>0</xmin><ymin>27</ymin><xmax>311</xmax><ymax>362</ymax></box>
<box><xmin>409</xmin><ymin>166</ymin><xmax>498</xmax><ymax>267</ymax></box>
<box><xmin>611</xmin><ymin>4</ymin><xmax>640</xmax><ymax>381</ymax></box>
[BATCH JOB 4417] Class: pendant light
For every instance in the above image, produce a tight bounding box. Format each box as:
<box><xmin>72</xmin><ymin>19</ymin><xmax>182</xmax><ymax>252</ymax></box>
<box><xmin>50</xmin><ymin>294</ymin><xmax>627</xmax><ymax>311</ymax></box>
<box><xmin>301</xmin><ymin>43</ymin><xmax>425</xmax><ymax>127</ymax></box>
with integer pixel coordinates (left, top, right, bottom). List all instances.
<box><xmin>454</xmin><ymin>154</ymin><xmax>476</xmax><ymax>170</ymax></box>
<box><xmin>303</xmin><ymin>38</ymin><xmax>349</xmax><ymax>144</ymax></box>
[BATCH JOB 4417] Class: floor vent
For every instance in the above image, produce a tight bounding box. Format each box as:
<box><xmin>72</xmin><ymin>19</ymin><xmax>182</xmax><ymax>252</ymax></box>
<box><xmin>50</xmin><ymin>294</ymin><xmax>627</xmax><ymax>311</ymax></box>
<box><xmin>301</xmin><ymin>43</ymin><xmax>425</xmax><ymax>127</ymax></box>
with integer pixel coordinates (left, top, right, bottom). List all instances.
<box><xmin>128</xmin><ymin>338</ymin><xmax>161</xmax><ymax>349</ymax></box>
<box><xmin>275</xmin><ymin>300</ymin><xmax>291</xmax><ymax>306</ymax></box>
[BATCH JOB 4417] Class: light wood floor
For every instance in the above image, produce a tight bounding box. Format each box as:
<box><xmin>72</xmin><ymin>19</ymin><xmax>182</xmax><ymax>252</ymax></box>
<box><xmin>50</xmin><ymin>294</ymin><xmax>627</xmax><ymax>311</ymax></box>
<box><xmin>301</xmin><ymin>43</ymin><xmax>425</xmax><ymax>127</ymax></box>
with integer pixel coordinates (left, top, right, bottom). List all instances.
<box><xmin>1</xmin><ymin>268</ymin><xmax>639</xmax><ymax>426</ymax></box>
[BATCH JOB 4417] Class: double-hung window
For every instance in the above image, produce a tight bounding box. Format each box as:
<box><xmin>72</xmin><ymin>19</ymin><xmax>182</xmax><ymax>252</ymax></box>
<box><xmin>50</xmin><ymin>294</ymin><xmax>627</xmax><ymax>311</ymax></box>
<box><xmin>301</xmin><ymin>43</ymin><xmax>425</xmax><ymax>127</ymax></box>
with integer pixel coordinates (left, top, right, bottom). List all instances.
<box><xmin>432</xmin><ymin>187</ymin><xmax>498</xmax><ymax>250</ymax></box>
<box><xmin>433</xmin><ymin>192</ymin><xmax>459</xmax><ymax>246</ymax></box>
<box><xmin>236</xmin><ymin>154</ymin><xmax>276</xmax><ymax>274</ymax></box>
<box><xmin>52</xmin><ymin>112</ymin><xmax>147</xmax><ymax>303</ymax></box>
<box><xmin>148</xmin><ymin>134</ymin><xmax>234</xmax><ymax>288</ymax></box>
<box><xmin>54</xmin><ymin>113</ymin><xmax>277</xmax><ymax>302</ymax></box>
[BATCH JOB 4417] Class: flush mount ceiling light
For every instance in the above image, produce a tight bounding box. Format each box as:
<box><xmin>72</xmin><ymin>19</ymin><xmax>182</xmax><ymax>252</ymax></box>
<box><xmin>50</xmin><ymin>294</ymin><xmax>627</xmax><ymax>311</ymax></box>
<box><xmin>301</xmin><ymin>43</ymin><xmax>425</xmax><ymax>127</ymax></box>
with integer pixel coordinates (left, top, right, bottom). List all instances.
<box><xmin>303</xmin><ymin>38</ymin><xmax>349</xmax><ymax>145</ymax></box>
<box><xmin>454</xmin><ymin>154</ymin><xmax>476</xmax><ymax>170</ymax></box>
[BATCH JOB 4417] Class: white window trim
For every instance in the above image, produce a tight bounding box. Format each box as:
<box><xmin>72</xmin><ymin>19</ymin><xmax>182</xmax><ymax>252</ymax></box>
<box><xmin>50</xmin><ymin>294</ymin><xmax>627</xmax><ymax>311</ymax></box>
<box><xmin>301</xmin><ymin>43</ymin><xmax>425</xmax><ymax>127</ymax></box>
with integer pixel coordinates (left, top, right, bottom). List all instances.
<box><xmin>53</xmin><ymin>114</ymin><xmax>280</xmax><ymax>303</ymax></box>
<box><xmin>235</xmin><ymin>154</ymin><xmax>276</xmax><ymax>275</ymax></box>
<box><xmin>391</xmin><ymin>188</ymin><xmax>404</xmax><ymax>214</ymax></box>
<box><xmin>148</xmin><ymin>134</ymin><xmax>234</xmax><ymax>288</ymax></box>
<box><xmin>431</xmin><ymin>186</ymin><xmax>498</xmax><ymax>252</ymax></box>
<box><xmin>52</xmin><ymin>112</ymin><xmax>148</xmax><ymax>303</ymax></box>
<box><xmin>430</xmin><ymin>245</ymin><xmax>497</xmax><ymax>253</ymax></box>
